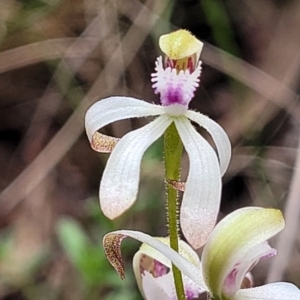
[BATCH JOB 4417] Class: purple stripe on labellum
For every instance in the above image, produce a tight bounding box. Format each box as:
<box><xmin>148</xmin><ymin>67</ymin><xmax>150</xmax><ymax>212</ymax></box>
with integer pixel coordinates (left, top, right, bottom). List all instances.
<box><xmin>139</xmin><ymin>254</ymin><xmax>169</xmax><ymax>278</ymax></box>
<box><xmin>153</xmin><ymin>259</ymin><xmax>169</xmax><ymax>277</ymax></box>
<box><xmin>151</xmin><ymin>56</ymin><xmax>201</xmax><ymax>112</ymax></box>
<box><xmin>162</xmin><ymin>83</ymin><xmax>185</xmax><ymax>106</ymax></box>
<box><xmin>165</xmin><ymin>55</ymin><xmax>197</xmax><ymax>73</ymax></box>
<box><xmin>186</xmin><ymin>288</ymin><xmax>200</xmax><ymax>300</ymax></box>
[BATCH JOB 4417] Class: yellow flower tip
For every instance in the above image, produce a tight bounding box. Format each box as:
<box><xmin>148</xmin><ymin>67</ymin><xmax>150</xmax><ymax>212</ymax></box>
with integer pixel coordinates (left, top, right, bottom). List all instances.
<box><xmin>159</xmin><ymin>29</ymin><xmax>203</xmax><ymax>59</ymax></box>
<box><xmin>267</xmin><ymin>208</ymin><xmax>285</xmax><ymax>228</ymax></box>
<box><xmin>159</xmin><ymin>29</ymin><xmax>204</xmax><ymax>72</ymax></box>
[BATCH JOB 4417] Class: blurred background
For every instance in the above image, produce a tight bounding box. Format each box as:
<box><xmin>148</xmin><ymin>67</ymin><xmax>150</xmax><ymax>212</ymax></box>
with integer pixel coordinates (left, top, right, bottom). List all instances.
<box><xmin>0</xmin><ymin>0</ymin><xmax>300</xmax><ymax>299</ymax></box>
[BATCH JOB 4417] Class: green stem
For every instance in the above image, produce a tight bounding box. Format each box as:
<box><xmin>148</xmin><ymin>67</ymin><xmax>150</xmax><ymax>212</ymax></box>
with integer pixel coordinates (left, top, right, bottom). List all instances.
<box><xmin>164</xmin><ymin>122</ymin><xmax>186</xmax><ymax>300</ymax></box>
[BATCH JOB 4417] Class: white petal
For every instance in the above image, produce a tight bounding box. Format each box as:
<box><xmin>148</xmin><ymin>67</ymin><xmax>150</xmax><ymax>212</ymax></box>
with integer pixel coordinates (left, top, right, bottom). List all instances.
<box><xmin>174</xmin><ymin>117</ymin><xmax>222</xmax><ymax>249</ymax></box>
<box><xmin>103</xmin><ymin>230</ymin><xmax>207</xmax><ymax>290</ymax></box>
<box><xmin>142</xmin><ymin>272</ymin><xmax>170</xmax><ymax>300</ymax></box>
<box><xmin>85</xmin><ymin>96</ymin><xmax>165</xmax><ymax>142</ymax></box>
<box><xmin>201</xmin><ymin>207</ymin><xmax>285</xmax><ymax>298</ymax></box>
<box><xmin>232</xmin><ymin>283</ymin><xmax>300</xmax><ymax>300</ymax></box>
<box><xmin>100</xmin><ymin>115</ymin><xmax>172</xmax><ymax>219</ymax></box>
<box><xmin>185</xmin><ymin>110</ymin><xmax>231</xmax><ymax>176</ymax></box>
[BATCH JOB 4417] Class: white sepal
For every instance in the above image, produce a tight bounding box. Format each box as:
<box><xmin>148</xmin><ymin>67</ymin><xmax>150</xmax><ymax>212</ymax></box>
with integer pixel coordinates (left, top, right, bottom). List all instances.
<box><xmin>175</xmin><ymin>117</ymin><xmax>222</xmax><ymax>249</ymax></box>
<box><xmin>100</xmin><ymin>115</ymin><xmax>172</xmax><ymax>219</ymax></box>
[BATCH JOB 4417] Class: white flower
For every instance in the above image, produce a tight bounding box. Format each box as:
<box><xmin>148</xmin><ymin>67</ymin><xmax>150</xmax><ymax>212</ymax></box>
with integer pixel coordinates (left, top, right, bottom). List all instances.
<box><xmin>85</xmin><ymin>29</ymin><xmax>231</xmax><ymax>249</ymax></box>
<box><xmin>103</xmin><ymin>207</ymin><xmax>300</xmax><ymax>300</ymax></box>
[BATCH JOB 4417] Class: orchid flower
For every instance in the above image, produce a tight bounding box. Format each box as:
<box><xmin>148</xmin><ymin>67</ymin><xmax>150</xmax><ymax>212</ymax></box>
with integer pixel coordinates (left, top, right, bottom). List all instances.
<box><xmin>103</xmin><ymin>207</ymin><xmax>300</xmax><ymax>300</ymax></box>
<box><xmin>85</xmin><ymin>29</ymin><xmax>231</xmax><ymax>249</ymax></box>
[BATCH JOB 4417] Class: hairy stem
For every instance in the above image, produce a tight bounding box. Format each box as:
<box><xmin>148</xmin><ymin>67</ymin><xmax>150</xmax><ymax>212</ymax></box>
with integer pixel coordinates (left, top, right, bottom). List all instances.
<box><xmin>164</xmin><ymin>122</ymin><xmax>185</xmax><ymax>300</ymax></box>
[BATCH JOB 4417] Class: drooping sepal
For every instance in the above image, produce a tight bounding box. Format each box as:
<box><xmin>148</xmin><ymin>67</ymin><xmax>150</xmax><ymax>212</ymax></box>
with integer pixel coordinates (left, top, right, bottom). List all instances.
<box><xmin>175</xmin><ymin>118</ymin><xmax>222</xmax><ymax>249</ymax></box>
<box><xmin>103</xmin><ymin>233</ymin><xmax>126</xmax><ymax>280</ymax></box>
<box><xmin>100</xmin><ymin>115</ymin><xmax>172</xmax><ymax>219</ymax></box>
<box><xmin>85</xmin><ymin>96</ymin><xmax>165</xmax><ymax>153</ymax></box>
<box><xmin>103</xmin><ymin>230</ymin><xmax>207</xmax><ymax>290</ymax></box>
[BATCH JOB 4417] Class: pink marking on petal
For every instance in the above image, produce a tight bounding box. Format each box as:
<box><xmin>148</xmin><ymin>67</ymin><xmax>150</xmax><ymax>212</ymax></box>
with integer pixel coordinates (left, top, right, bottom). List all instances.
<box><xmin>222</xmin><ymin>263</ymin><xmax>241</xmax><ymax>297</ymax></box>
<box><xmin>224</xmin><ymin>267</ymin><xmax>239</xmax><ymax>288</ymax></box>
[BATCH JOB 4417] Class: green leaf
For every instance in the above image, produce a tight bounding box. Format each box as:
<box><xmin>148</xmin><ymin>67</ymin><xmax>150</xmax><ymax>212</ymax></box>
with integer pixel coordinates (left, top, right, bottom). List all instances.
<box><xmin>56</xmin><ymin>217</ymin><xmax>88</xmax><ymax>268</ymax></box>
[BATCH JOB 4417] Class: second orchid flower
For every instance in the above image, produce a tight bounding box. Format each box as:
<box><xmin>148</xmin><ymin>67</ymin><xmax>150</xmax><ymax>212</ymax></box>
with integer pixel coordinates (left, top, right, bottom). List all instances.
<box><xmin>103</xmin><ymin>207</ymin><xmax>300</xmax><ymax>300</ymax></box>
